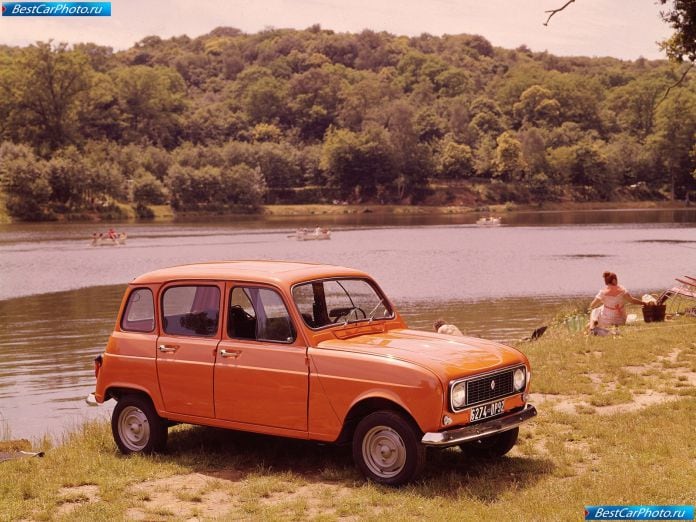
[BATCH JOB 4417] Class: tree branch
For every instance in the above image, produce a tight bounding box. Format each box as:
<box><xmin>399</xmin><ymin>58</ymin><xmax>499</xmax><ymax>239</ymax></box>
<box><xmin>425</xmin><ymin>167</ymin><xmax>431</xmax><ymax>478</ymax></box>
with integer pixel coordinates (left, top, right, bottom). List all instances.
<box><xmin>543</xmin><ymin>0</ymin><xmax>576</xmax><ymax>26</ymax></box>
<box><xmin>657</xmin><ymin>62</ymin><xmax>695</xmax><ymax>107</ymax></box>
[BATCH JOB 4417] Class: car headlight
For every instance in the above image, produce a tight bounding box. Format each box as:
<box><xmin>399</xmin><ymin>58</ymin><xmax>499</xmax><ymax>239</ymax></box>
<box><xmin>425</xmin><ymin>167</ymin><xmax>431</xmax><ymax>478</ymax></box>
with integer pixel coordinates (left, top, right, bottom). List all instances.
<box><xmin>451</xmin><ymin>382</ymin><xmax>466</xmax><ymax>410</ymax></box>
<box><xmin>513</xmin><ymin>367</ymin><xmax>526</xmax><ymax>391</ymax></box>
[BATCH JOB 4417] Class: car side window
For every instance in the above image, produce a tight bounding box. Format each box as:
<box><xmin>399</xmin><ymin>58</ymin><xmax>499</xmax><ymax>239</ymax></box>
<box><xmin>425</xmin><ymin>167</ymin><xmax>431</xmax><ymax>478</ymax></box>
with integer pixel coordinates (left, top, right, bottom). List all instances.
<box><xmin>228</xmin><ymin>287</ymin><xmax>296</xmax><ymax>343</ymax></box>
<box><xmin>162</xmin><ymin>285</ymin><xmax>220</xmax><ymax>337</ymax></box>
<box><xmin>121</xmin><ymin>288</ymin><xmax>155</xmax><ymax>332</ymax></box>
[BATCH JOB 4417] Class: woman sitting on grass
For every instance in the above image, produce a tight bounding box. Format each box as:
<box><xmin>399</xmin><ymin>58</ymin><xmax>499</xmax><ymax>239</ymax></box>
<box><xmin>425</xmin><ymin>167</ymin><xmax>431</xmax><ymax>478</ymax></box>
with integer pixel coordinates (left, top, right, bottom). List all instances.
<box><xmin>588</xmin><ymin>271</ymin><xmax>644</xmax><ymax>328</ymax></box>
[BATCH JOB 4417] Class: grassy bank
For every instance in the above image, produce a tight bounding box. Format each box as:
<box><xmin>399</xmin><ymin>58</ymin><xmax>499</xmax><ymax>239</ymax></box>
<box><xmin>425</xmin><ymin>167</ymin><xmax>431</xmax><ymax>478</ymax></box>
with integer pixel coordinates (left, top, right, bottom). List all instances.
<box><xmin>1</xmin><ymin>319</ymin><xmax>695</xmax><ymax>521</ymax></box>
<box><xmin>262</xmin><ymin>200</ymin><xmax>692</xmax><ymax>217</ymax></box>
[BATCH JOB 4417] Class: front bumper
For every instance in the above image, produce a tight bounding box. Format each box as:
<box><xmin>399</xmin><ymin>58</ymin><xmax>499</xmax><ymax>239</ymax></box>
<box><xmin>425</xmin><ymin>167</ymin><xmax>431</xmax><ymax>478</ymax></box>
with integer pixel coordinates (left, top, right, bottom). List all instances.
<box><xmin>421</xmin><ymin>404</ymin><xmax>537</xmax><ymax>447</ymax></box>
<box><xmin>85</xmin><ymin>392</ymin><xmax>98</xmax><ymax>406</ymax></box>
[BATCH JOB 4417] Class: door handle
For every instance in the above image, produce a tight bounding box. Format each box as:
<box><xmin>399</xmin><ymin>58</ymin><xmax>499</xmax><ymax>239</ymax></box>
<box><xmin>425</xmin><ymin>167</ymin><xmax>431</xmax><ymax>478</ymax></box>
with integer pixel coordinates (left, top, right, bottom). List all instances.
<box><xmin>158</xmin><ymin>344</ymin><xmax>179</xmax><ymax>353</ymax></box>
<box><xmin>219</xmin><ymin>349</ymin><xmax>241</xmax><ymax>358</ymax></box>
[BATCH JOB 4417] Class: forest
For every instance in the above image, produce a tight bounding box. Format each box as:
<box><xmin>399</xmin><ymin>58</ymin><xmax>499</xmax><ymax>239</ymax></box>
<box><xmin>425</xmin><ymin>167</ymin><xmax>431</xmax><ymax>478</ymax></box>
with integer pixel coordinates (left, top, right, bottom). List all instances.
<box><xmin>0</xmin><ymin>25</ymin><xmax>695</xmax><ymax>220</ymax></box>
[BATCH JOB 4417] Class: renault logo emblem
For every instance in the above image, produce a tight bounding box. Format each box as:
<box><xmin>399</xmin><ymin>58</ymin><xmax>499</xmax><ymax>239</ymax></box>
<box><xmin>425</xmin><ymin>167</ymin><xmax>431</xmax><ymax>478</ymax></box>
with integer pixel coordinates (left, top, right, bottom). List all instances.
<box><xmin>490</xmin><ymin>380</ymin><xmax>496</xmax><ymax>390</ymax></box>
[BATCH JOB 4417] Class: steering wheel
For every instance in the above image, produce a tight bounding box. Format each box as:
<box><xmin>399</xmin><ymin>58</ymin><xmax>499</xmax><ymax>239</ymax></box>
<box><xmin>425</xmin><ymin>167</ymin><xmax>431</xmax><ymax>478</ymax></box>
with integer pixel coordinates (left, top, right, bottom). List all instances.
<box><xmin>230</xmin><ymin>305</ymin><xmax>254</xmax><ymax>322</ymax></box>
<box><xmin>332</xmin><ymin>306</ymin><xmax>366</xmax><ymax>323</ymax></box>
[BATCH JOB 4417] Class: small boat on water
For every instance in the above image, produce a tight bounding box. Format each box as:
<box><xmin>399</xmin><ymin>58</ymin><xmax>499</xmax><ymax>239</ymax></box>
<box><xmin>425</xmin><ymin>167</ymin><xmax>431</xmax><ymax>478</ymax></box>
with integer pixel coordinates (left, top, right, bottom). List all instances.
<box><xmin>288</xmin><ymin>228</ymin><xmax>331</xmax><ymax>241</ymax></box>
<box><xmin>90</xmin><ymin>231</ymin><xmax>127</xmax><ymax>246</ymax></box>
<box><xmin>476</xmin><ymin>216</ymin><xmax>501</xmax><ymax>226</ymax></box>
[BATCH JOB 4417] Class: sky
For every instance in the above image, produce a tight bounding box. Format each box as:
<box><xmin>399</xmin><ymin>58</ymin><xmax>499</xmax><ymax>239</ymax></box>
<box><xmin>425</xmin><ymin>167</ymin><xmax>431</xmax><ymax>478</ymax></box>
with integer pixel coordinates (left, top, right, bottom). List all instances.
<box><xmin>0</xmin><ymin>0</ymin><xmax>674</xmax><ymax>60</ymax></box>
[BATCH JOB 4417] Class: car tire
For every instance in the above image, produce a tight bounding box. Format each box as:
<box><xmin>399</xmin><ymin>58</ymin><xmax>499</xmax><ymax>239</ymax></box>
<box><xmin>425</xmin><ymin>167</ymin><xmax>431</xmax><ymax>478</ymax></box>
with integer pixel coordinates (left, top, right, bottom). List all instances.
<box><xmin>459</xmin><ymin>427</ymin><xmax>519</xmax><ymax>458</ymax></box>
<box><xmin>352</xmin><ymin>410</ymin><xmax>426</xmax><ymax>486</ymax></box>
<box><xmin>112</xmin><ymin>394</ymin><xmax>168</xmax><ymax>454</ymax></box>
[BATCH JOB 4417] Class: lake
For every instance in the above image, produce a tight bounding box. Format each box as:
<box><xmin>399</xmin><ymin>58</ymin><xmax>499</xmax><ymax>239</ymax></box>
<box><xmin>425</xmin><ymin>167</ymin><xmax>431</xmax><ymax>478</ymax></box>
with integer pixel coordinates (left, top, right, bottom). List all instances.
<box><xmin>1</xmin><ymin>208</ymin><xmax>694</xmax><ymax>439</ymax></box>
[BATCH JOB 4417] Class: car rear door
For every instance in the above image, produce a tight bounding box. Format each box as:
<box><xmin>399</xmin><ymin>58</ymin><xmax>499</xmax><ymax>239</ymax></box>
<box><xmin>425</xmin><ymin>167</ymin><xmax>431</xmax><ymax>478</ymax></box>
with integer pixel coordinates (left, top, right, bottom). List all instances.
<box><xmin>156</xmin><ymin>282</ymin><xmax>222</xmax><ymax>418</ymax></box>
<box><xmin>214</xmin><ymin>283</ymin><xmax>309</xmax><ymax>432</ymax></box>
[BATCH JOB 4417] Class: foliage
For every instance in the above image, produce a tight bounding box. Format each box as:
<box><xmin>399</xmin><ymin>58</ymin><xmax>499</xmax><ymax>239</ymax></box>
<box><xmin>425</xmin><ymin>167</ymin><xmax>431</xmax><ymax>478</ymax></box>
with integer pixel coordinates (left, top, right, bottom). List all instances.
<box><xmin>133</xmin><ymin>172</ymin><xmax>168</xmax><ymax>205</ymax></box>
<box><xmin>0</xmin><ymin>142</ymin><xmax>52</xmax><ymax>219</ymax></box>
<box><xmin>493</xmin><ymin>131</ymin><xmax>526</xmax><ymax>181</ymax></box>
<box><xmin>659</xmin><ymin>0</ymin><xmax>696</xmax><ymax>63</ymax></box>
<box><xmin>166</xmin><ymin>162</ymin><xmax>265</xmax><ymax>211</ymax></box>
<box><xmin>437</xmin><ymin>138</ymin><xmax>474</xmax><ymax>179</ymax></box>
<box><xmin>1</xmin><ymin>24</ymin><xmax>695</xmax><ymax>219</ymax></box>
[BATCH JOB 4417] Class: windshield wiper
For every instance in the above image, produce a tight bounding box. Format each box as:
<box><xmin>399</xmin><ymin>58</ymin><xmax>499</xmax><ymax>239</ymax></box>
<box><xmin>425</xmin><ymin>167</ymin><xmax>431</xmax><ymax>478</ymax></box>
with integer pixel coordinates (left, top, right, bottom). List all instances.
<box><xmin>367</xmin><ymin>299</ymin><xmax>385</xmax><ymax>323</ymax></box>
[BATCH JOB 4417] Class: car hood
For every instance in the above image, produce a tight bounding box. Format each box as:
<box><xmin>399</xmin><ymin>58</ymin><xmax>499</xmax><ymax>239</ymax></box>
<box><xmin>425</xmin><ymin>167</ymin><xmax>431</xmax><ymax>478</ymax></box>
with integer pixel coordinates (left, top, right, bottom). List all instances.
<box><xmin>317</xmin><ymin>328</ymin><xmax>526</xmax><ymax>382</ymax></box>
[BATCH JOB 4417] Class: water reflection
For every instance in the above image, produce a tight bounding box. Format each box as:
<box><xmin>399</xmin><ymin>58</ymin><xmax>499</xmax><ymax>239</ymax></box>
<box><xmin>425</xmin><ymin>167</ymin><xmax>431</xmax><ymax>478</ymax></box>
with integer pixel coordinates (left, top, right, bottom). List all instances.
<box><xmin>0</xmin><ymin>287</ymin><xmax>123</xmax><ymax>439</ymax></box>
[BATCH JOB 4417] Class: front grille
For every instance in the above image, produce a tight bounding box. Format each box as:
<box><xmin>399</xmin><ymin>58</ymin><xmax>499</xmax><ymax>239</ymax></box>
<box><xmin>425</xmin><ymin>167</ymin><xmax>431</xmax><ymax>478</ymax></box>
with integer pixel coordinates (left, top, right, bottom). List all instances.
<box><xmin>466</xmin><ymin>368</ymin><xmax>515</xmax><ymax>406</ymax></box>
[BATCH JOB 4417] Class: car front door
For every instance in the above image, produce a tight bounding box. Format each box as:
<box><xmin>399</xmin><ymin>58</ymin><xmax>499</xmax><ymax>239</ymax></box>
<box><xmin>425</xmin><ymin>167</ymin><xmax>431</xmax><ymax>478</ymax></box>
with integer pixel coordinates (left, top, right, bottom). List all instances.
<box><xmin>156</xmin><ymin>282</ymin><xmax>222</xmax><ymax>418</ymax></box>
<box><xmin>214</xmin><ymin>284</ymin><xmax>308</xmax><ymax>432</ymax></box>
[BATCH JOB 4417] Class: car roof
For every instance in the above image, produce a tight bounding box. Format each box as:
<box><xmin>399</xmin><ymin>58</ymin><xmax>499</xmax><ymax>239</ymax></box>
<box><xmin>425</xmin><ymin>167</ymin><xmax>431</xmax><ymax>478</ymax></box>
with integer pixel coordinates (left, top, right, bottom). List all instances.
<box><xmin>130</xmin><ymin>260</ymin><xmax>370</xmax><ymax>286</ymax></box>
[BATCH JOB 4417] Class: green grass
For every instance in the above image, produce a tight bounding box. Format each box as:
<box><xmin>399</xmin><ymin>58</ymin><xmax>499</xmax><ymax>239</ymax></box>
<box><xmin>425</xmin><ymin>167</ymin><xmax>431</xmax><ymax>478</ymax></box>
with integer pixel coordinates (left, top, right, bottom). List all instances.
<box><xmin>1</xmin><ymin>319</ymin><xmax>694</xmax><ymax>521</ymax></box>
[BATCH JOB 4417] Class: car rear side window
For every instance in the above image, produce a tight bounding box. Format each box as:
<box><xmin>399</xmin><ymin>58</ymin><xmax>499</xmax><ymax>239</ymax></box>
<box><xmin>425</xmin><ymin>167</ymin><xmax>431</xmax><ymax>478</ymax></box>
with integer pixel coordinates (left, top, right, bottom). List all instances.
<box><xmin>162</xmin><ymin>285</ymin><xmax>220</xmax><ymax>337</ymax></box>
<box><xmin>228</xmin><ymin>287</ymin><xmax>296</xmax><ymax>343</ymax></box>
<box><xmin>121</xmin><ymin>288</ymin><xmax>155</xmax><ymax>332</ymax></box>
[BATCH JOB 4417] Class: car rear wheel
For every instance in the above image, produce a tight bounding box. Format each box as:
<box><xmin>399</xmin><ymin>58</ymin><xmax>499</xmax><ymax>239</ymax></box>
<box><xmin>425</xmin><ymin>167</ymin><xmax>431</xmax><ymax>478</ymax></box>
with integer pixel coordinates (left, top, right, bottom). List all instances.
<box><xmin>352</xmin><ymin>411</ymin><xmax>426</xmax><ymax>486</ymax></box>
<box><xmin>459</xmin><ymin>427</ymin><xmax>519</xmax><ymax>458</ymax></box>
<box><xmin>112</xmin><ymin>395</ymin><xmax>168</xmax><ymax>454</ymax></box>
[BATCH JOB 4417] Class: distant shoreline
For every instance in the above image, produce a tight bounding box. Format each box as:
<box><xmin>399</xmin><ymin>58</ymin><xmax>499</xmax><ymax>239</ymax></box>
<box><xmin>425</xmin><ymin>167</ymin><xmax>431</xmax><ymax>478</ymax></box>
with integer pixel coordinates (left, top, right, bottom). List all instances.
<box><xmin>262</xmin><ymin>200</ymin><xmax>692</xmax><ymax>217</ymax></box>
<box><xmin>1</xmin><ymin>200</ymin><xmax>692</xmax><ymax>224</ymax></box>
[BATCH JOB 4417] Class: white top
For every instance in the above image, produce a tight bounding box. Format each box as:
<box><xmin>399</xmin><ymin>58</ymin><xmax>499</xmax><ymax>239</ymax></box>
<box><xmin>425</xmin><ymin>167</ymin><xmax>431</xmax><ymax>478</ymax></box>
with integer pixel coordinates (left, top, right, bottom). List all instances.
<box><xmin>437</xmin><ymin>324</ymin><xmax>464</xmax><ymax>336</ymax></box>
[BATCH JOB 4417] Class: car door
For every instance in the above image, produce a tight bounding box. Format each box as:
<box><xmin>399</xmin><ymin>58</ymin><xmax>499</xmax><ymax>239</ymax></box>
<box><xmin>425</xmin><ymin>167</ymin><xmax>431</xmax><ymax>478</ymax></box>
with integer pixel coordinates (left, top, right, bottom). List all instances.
<box><xmin>156</xmin><ymin>282</ymin><xmax>222</xmax><ymax>418</ymax></box>
<box><xmin>214</xmin><ymin>283</ymin><xmax>309</xmax><ymax>432</ymax></box>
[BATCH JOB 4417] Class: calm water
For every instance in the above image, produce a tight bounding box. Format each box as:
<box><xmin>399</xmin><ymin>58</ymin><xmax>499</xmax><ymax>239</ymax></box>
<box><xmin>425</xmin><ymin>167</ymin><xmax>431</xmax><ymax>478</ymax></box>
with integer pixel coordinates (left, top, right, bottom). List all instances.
<box><xmin>1</xmin><ymin>209</ymin><xmax>694</xmax><ymax>439</ymax></box>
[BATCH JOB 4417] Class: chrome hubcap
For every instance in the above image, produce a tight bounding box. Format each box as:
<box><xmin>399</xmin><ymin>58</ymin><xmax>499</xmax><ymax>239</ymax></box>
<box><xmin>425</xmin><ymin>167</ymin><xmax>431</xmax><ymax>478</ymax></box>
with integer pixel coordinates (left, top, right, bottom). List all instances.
<box><xmin>362</xmin><ymin>426</ymin><xmax>406</xmax><ymax>478</ymax></box>
<box><xmin>118</xmin><ymin>406</ymin><xmax>150</xmax><ymax>451</ymax></box>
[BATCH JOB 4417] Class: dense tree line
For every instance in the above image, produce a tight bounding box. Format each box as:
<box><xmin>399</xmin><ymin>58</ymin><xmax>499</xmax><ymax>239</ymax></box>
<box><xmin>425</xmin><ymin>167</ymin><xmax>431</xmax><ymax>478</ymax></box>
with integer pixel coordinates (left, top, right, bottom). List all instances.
<box><xmin>0</xmin><ymin>27</ymin><xmax>695</xmax><ymax>220</ymax></box>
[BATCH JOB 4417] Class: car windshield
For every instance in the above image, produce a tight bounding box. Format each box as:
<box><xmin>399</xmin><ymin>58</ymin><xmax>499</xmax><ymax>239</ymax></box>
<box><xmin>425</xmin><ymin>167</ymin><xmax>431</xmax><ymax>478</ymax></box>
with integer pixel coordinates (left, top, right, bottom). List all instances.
<box><xmin>292</xmin><ymin>278</ymin><xmax>393</xmax><ymax>329</ymax></box>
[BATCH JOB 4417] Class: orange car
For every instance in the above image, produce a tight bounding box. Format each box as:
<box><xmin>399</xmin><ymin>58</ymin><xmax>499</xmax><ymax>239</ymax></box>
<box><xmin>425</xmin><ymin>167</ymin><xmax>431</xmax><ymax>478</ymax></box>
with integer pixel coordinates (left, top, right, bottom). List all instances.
<box><xmin>88</xmin><ymin>261</ymin><xmax>536</xmax><ymax>485</ymax></box>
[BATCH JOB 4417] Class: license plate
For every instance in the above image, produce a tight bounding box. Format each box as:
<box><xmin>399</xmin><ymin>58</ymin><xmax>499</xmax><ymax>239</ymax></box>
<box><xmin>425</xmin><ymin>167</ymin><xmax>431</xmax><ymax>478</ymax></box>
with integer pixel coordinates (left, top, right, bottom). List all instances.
<box><xmin>470</xmin><ymin>400</ymin><xmax>505</xmax><ymax>421</ymax></box>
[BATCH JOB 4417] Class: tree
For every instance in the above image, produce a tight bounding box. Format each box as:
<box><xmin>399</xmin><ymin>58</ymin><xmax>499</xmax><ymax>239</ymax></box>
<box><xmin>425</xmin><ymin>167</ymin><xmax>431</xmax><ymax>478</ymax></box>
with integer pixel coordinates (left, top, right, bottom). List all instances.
<box><xmin>519</xmin><ymin>128</ymin><xmax>548</xmax><ymax>175</ymax></box>
<box><xmin>493</xmin><ymin>131</ymin><xmax>526</xmax><ymax>181</ymax></box>
<box><xmin>288</xmin><ymin>65</ymin><xmax>344</xmax><ymax>139</ymax></box>
<box><xmin>8</xmin><ymin>42</ymin><xmax>93</xmax><ymax>152</ymax></box>
<box><xmin>242</xmin><ymin>75</ymin><xmax>288</xmax><ymax>125</ymax></box>
<box><xmin>133</xmin><ymin>172</ymin><xmax>168</xmax><ymax>205</ymax></box>
<box><xmin>605</xmin><ymin>75</ymin><xmax>672</xmax><ymax>138</ymax></box>
<box><xmin>648</xmin><ymin>89</ymin><xmax>696</xmax><ymax>199</ymax></box>
<box><xmin>437</xmin><ymin>138</ymin><xmax>474</xmax><ymax>179</ymax></box>
<box><xmin>513</xmin><ymin>85</ymin><xmax>561</xmax><ymax>128</ymax></box>
<box><xmin>47</xmin><ymin>147</ymin><xmax>92</xmax><ymax>210</ymax></box>
<box><xmin>166</xmin><ymin>163</ymin><xmax>265</xmax><ymax>211</ymax></box>
<box><xmin>658</xmin><ymin>0</ymin><xmax>696</xmax><ymax>63</ymax></box>
<box><xmin>0</xmin><ymin>142</ymin><xmax>52</xmax><ymax>220</ymax></box>
<box><xmin>321</xmin><ymin>127</ymin><xmax>396</xmax><ymax>201</ymax></box>
<box><xmin>468</xmin><ymin>97</ymin><xmax>505</xmax><ymax>143</ymax></box>
<box><xmin>547</xmin><ymin>140</ymin><xmax>611</xmax><ymax>195</ymax></box>
<box><xmin>112</xmin><ymin>65</ymin><xmax>187</xmax><ymax>148</ymax></box>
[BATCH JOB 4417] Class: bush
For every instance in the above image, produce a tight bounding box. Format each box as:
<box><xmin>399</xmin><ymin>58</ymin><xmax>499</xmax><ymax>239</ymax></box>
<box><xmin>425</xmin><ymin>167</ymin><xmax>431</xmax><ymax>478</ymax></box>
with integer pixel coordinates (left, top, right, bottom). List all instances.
<box><xmin>166</xmin><ymin>163</ymin><xmax>266</xmax><ymax>212</ymax></box>
<box><xmin>0</xmin><ymin>143</ymin><xmax>54</xmax><ymax>220</ymax></box>
<box><xmin>133</xmin><ymin>172</ymin><xmax>168</xmax><ymax>205</ymax></box>
<box><xmin>134</xmin><ymin>202</ymin><xmax>155</xmax><ymax>219</ymax></box>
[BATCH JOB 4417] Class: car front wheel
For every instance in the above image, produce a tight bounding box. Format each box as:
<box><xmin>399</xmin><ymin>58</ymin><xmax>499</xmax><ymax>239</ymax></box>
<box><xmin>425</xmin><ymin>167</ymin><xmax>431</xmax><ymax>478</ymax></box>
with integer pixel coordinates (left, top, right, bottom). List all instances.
<box><xmin>112</xmin><ymin>395</ymin><xmax>168</xmax><ymax>454</ymax></box>
<box><xmin>459</xmin><ymin>427</ymin><xmax>518</xmax><ymax>458</ymax></box>
<box><xmin>352</xmin><ymin>411</ymin><xmax>426</xmax><ymax>486</ymax></box>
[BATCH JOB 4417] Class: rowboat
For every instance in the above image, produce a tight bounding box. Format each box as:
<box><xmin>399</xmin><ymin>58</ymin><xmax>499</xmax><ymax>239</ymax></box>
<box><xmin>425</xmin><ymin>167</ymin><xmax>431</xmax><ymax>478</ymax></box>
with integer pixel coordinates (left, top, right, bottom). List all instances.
<box><xmin>90</xmin><ymin>233</ymin><xmax>127</xmax><ymax>246</ymax></box>
<box><xmin>476</xmin><ymin>217</ymin><xmax>501</xmax><ymax>226</ymax></box>
<box><xmin>288</xmin><ymin>229</ymin><xmax>331</xmax><ymax>241</ymax></box>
